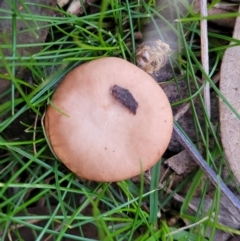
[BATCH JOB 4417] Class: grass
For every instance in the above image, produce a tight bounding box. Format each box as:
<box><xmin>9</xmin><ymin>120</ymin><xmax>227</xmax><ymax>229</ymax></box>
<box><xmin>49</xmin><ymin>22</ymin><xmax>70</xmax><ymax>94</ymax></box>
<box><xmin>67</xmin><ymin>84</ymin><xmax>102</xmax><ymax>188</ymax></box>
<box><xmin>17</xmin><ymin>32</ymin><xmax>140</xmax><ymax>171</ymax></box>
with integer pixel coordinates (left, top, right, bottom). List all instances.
<box><xmin>1</xmin><ymin>0</ymin><xmax>240</xmax><ymax>240</ymax></box>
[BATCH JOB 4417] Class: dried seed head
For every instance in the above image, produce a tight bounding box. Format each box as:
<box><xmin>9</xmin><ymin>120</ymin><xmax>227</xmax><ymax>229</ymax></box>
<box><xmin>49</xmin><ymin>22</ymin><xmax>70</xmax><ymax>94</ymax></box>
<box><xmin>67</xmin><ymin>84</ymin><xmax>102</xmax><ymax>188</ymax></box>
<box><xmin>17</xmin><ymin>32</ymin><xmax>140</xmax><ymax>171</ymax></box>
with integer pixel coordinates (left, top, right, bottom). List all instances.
<box><xmin>136</xmin><ymin>40</ymin><xmax>170</xmax><ymax>75</ymax></box>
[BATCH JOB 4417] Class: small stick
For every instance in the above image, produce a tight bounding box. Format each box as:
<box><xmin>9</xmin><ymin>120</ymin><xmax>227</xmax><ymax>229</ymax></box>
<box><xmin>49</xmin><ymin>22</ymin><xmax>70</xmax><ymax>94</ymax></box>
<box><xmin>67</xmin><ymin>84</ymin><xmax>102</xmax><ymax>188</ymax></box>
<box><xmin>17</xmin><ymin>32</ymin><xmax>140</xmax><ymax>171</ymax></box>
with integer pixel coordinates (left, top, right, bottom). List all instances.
<box><xmin>200</xmin><ymin>0</ymin><xmax>211</xmax><ymax>117</ymax></box>
<box><xmin>173</xmin><ymin>123</ymin><xmax>240</xmax><ymax>212</ymax></box>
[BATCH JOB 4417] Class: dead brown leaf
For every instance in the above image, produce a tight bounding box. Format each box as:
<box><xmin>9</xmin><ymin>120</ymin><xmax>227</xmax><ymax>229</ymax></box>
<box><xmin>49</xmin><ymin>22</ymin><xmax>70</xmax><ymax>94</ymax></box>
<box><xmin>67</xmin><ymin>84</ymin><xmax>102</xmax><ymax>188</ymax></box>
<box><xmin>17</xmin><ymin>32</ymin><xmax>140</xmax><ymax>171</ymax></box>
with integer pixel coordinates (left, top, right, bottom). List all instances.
<box><xmin>220</xmin><ymin>5</ymin><xmax>240</xmax><ymax>183</ymax></box>
<box><xmin>164</xmin><ymin>150</ymin><xmax>197</xmax><ymax>175</ymax></box>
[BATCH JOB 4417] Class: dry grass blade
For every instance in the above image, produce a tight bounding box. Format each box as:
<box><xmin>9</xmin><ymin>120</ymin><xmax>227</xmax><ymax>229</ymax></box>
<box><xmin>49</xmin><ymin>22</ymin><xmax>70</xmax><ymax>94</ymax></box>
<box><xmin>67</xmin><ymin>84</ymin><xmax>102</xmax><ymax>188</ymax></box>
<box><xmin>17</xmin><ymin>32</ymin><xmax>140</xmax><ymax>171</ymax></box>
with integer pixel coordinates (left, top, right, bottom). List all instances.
<box><xmin>173</xmin><ymin>123</ymin><xmax>240</xmax><ymax>212</ymax></box>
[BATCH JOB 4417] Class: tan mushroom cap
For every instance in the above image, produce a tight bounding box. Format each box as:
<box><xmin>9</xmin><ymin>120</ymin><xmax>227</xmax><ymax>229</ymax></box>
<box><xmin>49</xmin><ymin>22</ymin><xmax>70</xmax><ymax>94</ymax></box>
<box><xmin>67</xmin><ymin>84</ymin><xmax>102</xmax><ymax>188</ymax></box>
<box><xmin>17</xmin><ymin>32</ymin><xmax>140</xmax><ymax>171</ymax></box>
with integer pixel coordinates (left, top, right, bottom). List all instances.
<box><xmin>44</xmin><ymin>57</ymin><xmax>173</xmax><ymax>182</ymax></box>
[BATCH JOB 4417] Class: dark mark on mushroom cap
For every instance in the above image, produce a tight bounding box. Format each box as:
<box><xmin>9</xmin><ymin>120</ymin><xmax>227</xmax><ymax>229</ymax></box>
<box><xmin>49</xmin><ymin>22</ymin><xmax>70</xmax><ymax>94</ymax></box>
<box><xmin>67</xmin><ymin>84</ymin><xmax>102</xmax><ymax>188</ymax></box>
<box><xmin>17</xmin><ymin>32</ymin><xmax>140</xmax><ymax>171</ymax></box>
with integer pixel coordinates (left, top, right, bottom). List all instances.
<box><xmin>110</xmin><ymin>85</ymin><xmax>138</xmax><ymax>115</ymax></box>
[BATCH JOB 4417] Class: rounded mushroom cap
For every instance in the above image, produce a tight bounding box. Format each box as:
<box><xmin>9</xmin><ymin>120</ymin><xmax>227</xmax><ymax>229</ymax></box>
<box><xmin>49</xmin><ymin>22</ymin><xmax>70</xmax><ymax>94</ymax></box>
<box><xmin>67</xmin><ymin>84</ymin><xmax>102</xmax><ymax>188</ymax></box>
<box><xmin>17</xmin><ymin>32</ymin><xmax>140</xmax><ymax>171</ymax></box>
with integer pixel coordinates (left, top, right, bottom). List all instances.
<box><xmin>44</xmin><ymin>57</ymin><xmax>173</xmax><ymax>182</ymax></box>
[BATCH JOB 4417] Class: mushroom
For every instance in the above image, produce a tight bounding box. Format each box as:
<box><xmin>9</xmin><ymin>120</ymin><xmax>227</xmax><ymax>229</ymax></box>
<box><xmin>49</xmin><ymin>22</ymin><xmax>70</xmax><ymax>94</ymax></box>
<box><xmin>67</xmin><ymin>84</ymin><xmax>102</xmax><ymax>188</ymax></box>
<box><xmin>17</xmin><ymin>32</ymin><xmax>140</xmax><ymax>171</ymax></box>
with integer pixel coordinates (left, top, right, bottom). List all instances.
<box><xmin>44</xmin><ymin>57</ymin><xmax>173</xmax><ymax>182</ymax></box>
